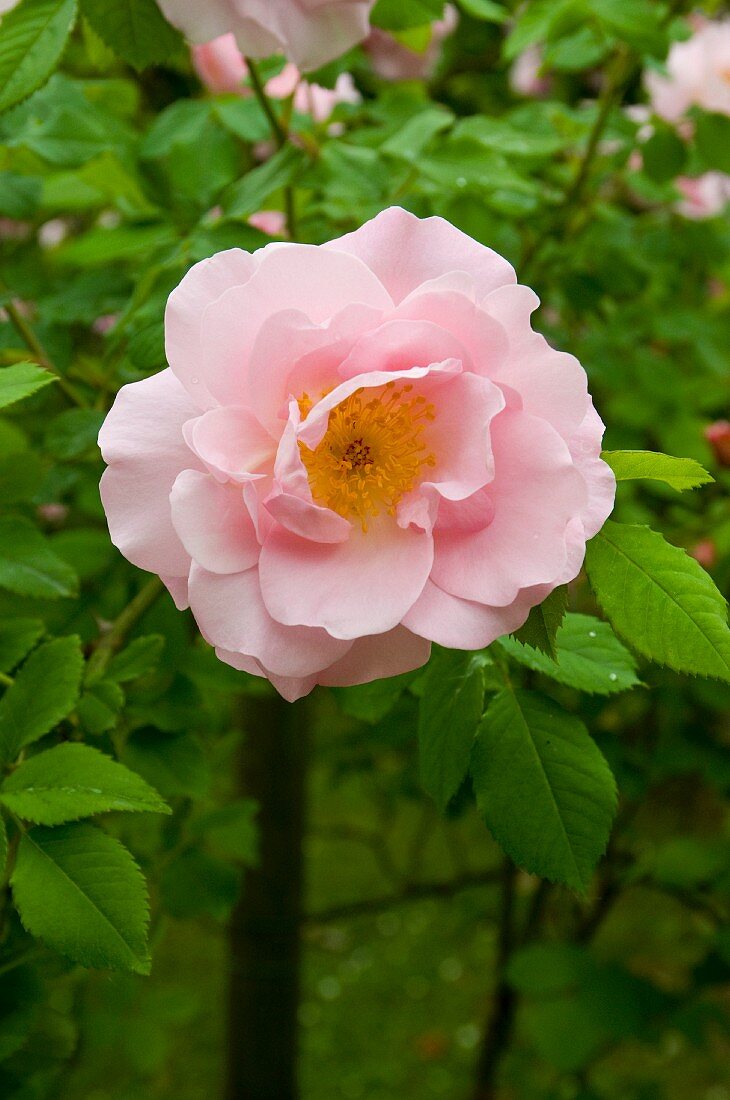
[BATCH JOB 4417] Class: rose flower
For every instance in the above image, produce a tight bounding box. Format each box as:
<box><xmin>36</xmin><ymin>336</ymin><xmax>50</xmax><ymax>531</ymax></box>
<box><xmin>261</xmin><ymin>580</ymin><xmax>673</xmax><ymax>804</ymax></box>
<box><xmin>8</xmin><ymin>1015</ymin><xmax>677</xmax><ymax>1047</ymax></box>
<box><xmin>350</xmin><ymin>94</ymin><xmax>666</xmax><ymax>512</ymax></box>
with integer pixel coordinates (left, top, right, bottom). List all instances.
<box><xmin>99</xmin><ymin>208</ymin><xmax>615</xmax><ymax>700</ymax></box>
<box><xmin>157</xmin><ymin>0</ymin><xmax>375</xmax><ymax>72</ymax></box>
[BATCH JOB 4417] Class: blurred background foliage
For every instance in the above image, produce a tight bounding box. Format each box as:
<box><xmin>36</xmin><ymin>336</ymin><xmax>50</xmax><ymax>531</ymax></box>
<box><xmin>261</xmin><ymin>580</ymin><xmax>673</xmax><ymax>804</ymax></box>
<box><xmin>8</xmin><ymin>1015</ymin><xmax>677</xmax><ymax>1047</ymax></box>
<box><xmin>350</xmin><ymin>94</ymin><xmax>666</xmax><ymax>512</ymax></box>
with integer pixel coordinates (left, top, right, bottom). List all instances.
<box><xmin>0</xmin><ymin>0</ymin><xmax>729</xmax><ymax>1097</ymax></box>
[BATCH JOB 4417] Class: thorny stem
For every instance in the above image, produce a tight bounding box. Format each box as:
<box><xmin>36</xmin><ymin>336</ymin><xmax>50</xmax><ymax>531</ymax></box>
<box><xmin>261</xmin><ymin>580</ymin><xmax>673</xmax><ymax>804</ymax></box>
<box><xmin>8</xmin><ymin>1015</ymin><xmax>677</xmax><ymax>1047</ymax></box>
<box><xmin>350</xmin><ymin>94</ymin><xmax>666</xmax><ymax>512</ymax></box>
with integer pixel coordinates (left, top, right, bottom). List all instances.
<box><xmin>244</xmin><ymin>56</ymin><xmax>299</xmax><ymax>242</ymax></box>
<box><xmin>86</xmin><ymin>576</ymin><xmax>164</xmax><ymax>682</ymax></box>
<box><xmin>0</xmin><ymin>280</ymin><xmax>88</xmax><ymax>407</ymax></box>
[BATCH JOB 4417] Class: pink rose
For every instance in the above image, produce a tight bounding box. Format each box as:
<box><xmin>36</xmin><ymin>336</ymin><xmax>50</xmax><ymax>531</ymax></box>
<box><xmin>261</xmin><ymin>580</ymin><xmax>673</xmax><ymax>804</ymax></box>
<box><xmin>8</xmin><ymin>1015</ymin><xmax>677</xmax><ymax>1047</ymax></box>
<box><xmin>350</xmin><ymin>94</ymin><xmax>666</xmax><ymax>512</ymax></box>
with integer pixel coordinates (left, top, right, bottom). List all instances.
<box><xmin>691</xmin><ymin>540</ymin><xmax>717</xmax><ymax>570</ymax></box>
<box><xmin>99</xmin><ymin>208</ymin><xmax>615</xmax><ymax>701</ymax></box>
<box><xmin>158</xmin><ymin>0</ymin><xmax>375</xmax><ymax>72</ymax></box>
<box><xmin>192</xmin><ymin>34</ymin><xmax>248</xmax><ymax>94</ymax></box>
<box><xmin>192</xmin><ymin>37</ymin><xmax>360</xmax><ymax>126</ymax></box>
<box><xmin>646</xmin><ymin>19</ymin><xmax>730</xmax><ymax>122</ymax></box>
<box><xmin>705</xmin><ymin>420</ymin><xmax>730</xmax><ymax>467</ymax></box>
<box><xmin>364</xmin><ymin>5</ymin><xmax>458</xmax><ymax>81</ymax></box>
<box><xmin>674</xmin><ymin>172</ymin><xmax>730</xmax><ymax>219</ymax></box>
<box><xmin>509</xmin><ymin>45</ymin><xmax>552</xmax><ymax>99</ymax></box>
<box><xmin>248</xmin><ymin>210</ymin><xmax>287</xmax><ymax>237</ymax></box>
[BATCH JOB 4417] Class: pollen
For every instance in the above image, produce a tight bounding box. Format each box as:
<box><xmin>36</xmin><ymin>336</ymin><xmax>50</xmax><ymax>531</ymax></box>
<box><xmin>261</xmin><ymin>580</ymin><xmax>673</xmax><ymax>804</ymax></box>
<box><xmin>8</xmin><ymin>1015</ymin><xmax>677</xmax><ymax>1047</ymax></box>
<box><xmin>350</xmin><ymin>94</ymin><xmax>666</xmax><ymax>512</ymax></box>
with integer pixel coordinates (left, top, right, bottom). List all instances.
<box><xmin>299</xmin><ymin>381</ymin><xmax>437</xmax><ymax>530</ymax></box>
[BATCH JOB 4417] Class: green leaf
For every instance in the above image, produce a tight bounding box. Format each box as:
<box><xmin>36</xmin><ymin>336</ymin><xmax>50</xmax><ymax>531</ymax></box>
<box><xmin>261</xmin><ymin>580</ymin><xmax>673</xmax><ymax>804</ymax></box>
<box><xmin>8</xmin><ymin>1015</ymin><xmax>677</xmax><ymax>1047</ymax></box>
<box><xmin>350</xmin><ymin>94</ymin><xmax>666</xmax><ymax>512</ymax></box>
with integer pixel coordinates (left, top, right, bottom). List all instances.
<box><xmin>76</xmin><ymin>679</ymin><xmax>125</xmax><ymax>735</ymax></box>
<box><xmin>513</xmin><ymin>587</ymin><xmax>568</xmax><ymax>660</ymax></box>
<box><xmin>0</xmin><ymin>363</ymin><xmax>56</xmax><ymax>410</ymax></box>
<box><xmin>641</xmin><ymin>127</ymin><xmax>687</xmax><ymax>183</ymax></box>
<box><xmin>80</xmin><ymin>0</ymin><xmax>183</xmax><ymax>69</ymax></box>
<box><xmin>418</xmin><ymin>650</ymin><xmax>486</xmax><ymax>812</ymax></box>
<box><xmin>122</xmin><ymin>729</ymin><xmax>209</xmax><ymax>799</ymax></box>
<box><xmin>503</xmin><ymin>0</ymin><xmax>580</xmax><ymax>61</ymax></box>
<box><xmin>371</xmin><ymin>0</ymin><xmax>444</xmax><ymax>32</ymax></box>
<box><xmin>223</xmin><ymin>144</ymin><xmax>305</xmax><ymax>219</ymax></box>
<box><xmin>104</xmin><ymin>635</ymin><xmax>165</xmax><ymax>684</ymax></box>
<box><xmin>189</xmin><ymin>800</ymin><xmax>258</xmax><ymax>863</ymax></box>
<box><xmin>0</xmin><ymin>173</ymin><xmax>42</xmax><ymax>218</ymax></box>
<box><xmin>45</xmin><ymin>408</ymin><xmax>104</xmax><ymax>459</ymax></box>
<box><xmin>501</xmin><ymin>614</ymin><xmax>641</xmax><ymax>696</ymax></box>
<box><xmin>695</xmin><ymin>112</ymin><xmax>730</xmax><ymax>175</ymax></box>
<box><xmin>585</xmin><ymin>521</ymin><xmax>730</xmax><ymax>681</ymax></box>
<box><xmin>602</xmin><ymin>450</ymin><xmax>712</xmax><ymax>491</ymax></box>
<box><xmin>0</xmin><ymin>619</ymin><xmax>44</xmax><ymax>674</ymax></box>
<box><xmin>11</xmin><ymin>823</ymin><xmax>150</xmax><ymax>972</ymax></box>
<box><xmin>0</xmin><ymin>636</ymin><xmax>84</xmax><ymax>763</ymax></box>
<box><xmin>332</xmin><ymin>672</ymin><xmax>414</xmax><ymax>723</ymax></box>
<box><xmin>0</xmin><ymin>0</ymin><xmax>77</xmax><ymax>113</ymax></box>
<box><xmin>0</xmin><ymin>517</ymin><xmax>78</xmax><ymax>599</ymax></box>
<box><xmin>0</xmin><ymin>816</ymin><xmax>6</xmax><ymax>881</ymax></box>
<box><xmin>457</xmin><ymin>0</ymin><xmax>507</xmax><ymax>22</ymax></box>
<box><xmin>160</xmin><ymin>848</ymin><xmax>239</xmax><ymax>921</ymax></box>
<box><xmin>471</xmin><ymin>689</ymin><xmax>617</xmax><ymax>891</ymax></box>
<box><xmin>0</xmin><ymin>742</ymin><xmax>170</xmax><ymax>825</ymax></box>
<box><xmin>0</xmin><ymin>451</ymin><xmax>44</xmax><ymax>505</ymax></box>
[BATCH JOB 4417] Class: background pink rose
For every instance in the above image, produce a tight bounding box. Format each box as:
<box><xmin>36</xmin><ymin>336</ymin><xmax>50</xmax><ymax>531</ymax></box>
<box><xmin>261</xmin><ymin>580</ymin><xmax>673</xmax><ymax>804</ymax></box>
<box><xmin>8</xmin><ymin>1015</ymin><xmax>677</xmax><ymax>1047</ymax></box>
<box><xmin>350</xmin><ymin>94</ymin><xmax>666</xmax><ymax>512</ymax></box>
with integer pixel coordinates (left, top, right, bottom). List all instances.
<box><xmin>192</xmin><ymin>35</ymin><xmax>360</xmax><ymax>125</ymax></box>
<box><xmin>99</xmin><ymin>208</ymin><xmax>615</xmax><ymax>701</ymax></box>
<box><xmin>364</xmin><ymin>5</ymin><xmax>457</xmax><ymax>82</ymax></box>
<box><xmin>646</xmin><ymin>19</ymin><xmax>730</xmax><ymax>122</ymax></box>
<box><xmin>674</xmin><ymin>172</ymin><xmax>730</xmax><ymax>220</ymax></box>
<box><xmin>158</xmin><ymin>0</ymin><xmax>375</xmax><ymax>72</ymax></box>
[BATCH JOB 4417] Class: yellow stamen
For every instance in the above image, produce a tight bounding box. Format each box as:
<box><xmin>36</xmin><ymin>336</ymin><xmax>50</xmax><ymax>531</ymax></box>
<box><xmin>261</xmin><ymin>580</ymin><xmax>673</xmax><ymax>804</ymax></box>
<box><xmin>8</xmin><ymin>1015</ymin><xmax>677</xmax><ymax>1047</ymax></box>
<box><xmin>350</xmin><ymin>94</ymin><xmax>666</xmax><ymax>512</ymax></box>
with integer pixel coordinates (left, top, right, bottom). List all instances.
<box><xmin>299</xmin><ymin>382</ymin><xmax>437</xmax><ymax>531</ymax></box>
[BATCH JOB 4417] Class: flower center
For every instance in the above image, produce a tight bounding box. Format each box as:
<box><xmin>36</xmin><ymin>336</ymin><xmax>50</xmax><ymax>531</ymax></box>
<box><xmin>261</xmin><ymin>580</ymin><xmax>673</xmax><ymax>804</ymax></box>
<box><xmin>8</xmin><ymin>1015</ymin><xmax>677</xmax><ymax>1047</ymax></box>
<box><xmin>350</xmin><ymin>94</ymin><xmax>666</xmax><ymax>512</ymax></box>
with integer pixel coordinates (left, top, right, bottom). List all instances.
<box><xmin>299</xmin><ymin>381</ymin><xmax>436</xmax><ymax>530</ymax></box>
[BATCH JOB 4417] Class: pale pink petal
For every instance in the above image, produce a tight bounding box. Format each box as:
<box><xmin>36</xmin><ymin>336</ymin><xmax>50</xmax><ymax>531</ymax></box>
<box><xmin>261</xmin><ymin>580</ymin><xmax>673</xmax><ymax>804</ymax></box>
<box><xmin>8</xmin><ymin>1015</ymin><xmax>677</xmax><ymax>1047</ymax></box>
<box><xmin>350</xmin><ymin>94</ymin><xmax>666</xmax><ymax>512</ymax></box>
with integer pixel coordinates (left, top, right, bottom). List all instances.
<box><xmin>184</xmin><ymin>406</ymin><xmax>276</xmax><ymax>482</ymax></box>
<box><xmin>258</xmin><ymin>519</ymin><xmax>433</xmax><ymax>639</ymax></box>
<box><xmin>566</xmin><ymin>403</ymin><xmax>615</xmax><ymax>539</ymax></box>
<box><xmin>170</xmin><ymin>470</ymin><xmax>260</xmax><ymax>574</ymax></box>
<box><xmin>161</xmin><ymin>574</ymin><xmax>191</xmax><ymax>611</ymax></box>
<box><xmin>165</xmin><ymin>248</ymin><xmax>257</xmax><ymax>408</ymax></box>
<box><xmin>326</xmin><ymin>206</ymin><xmax>516</xmax><ymax>305</ymax></box>
<box><xmin>394</xmin><ymin>287</ymin><xmax>510</xmax><ymax>377</ymax></box>
<box><xmin>335</xmin><ymin>318</ymin><xmax>474</xmax><ymax>380</ymax></box>
<box><xmin>216</xmin><ymin>648</ymin><xmax>318</xmax><ymax>702</ymax></box>
<box><xmin>189</xmin><ymin>564</ymin><xmax>351</xmax><ymax>677</ymax></box>
<box><xmin>298</xmin><ymin>359</ymin><xmax>461</xmax><ymax>450</ymax></box>
<box><xmin>200</xmin><ymin>244</ymin><xmax>392</xmax><ymax>406</ymax></box>
<box><xmin>416</xmin><ymin>372</ymin><xmax>505</xmax><ymax>501</ymax></box>
<box><xmin>402</xmin><ymin>578</ymin><xmax>549</xmax><ymax>649</ymax></box>
<box><xmin>157</xmin><ymin>0</ymin><xmax>237</xmax><ymax>43</ymax></box>
<box><xmin>319</xmin><ymin>626</ymin><xmax>431</xmax><ymax>686</ymax></box>
<box><xmin>483</xmin><ymin>284</ymin><xmax>588</xmax><ymax>437</ymax></box>
<box><xmin>247</xmin><ymin>303</ymin><xmax>383</xmax><ymax>435</ymax></box>
<box><xmin>99</xmin><ymin>369</ymin><xmax>201</xmax><ymax>578</ymax></box>
<box><xmin>431</xmin><ymin>408</ymin><xmax>587</xmax><ymax>606</ymax></box>
<box><xmin>192</xmin><ymin>34</ymin><xmax>247</xmax><ymax>94</ymax></box>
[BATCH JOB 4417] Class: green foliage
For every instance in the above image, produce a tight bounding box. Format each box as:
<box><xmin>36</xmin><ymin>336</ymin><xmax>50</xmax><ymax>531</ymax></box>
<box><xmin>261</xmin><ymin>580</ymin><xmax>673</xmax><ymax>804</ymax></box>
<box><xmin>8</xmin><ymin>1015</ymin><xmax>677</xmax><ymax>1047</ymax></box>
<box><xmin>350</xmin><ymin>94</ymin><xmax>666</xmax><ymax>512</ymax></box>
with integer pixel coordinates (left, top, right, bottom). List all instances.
<box><xmin>0</xmin><ymin>620</ymin><xmax>44</xmax><ymax>674</ymax></box>
<box><xmin>122</xmin><ymin>730</ymin><xmax>209</xmax><ymax>799</ymax></box>
<box><xmin>471</xmin><ymin>690</ymin><xmax>617</xmax><ymax>890</ymax></box>
<box><xmin>0</xmin><ymin>364</ymin><xmax>56</xmax><ymax>410</ymax></box>
<box><xmin>695</xmin><ymin>111</ymin><xmax>730</xmax><ymax>174</ymax></box>
<box><xmin>501</xmin><ymin>614</ymin><xmax>641</xmax><ymax>695</ymax></box>
<box><xmin>0</xmin><ymin>743</ymin><xmax>170</xmax><ymax>824</ymax></box>
<box><xmin>603</xmin><ymin>449</ymin><xmax>713</xmax><ymax>491</ymax></box>
<box><xmin>371</xmin><ymin>0</ymin><xmax>445</xmax><ymax>32</ymax></box>
<box><xmin>0</xmin><ymin>637</ymin><xmax>84</xmax><ymax>763</ymax></box>
<box><xmin>11</xmin><ymin>823</ymin><xmax>150</xmax><ymax>972</ymax></box>
<box><xmin>512</xmin><ymin>586</ymin><xmax>568</xmax><ymax>659</ymax></box>
<box><xmin>586</xmin><ymin>522</ymin><xmax>730</xmax><ymax>681</ymax></box>
<box><xmin>417</xmin><ymin>650</ymin><xmax>486</xmax><ymax>811</ymax></box>
<box><xmin>80</xmin><ymin>0</ymin><xmax>183</xmax><ymax>69</ymax></box>
<box><xmin>0</xmin><ymin>518</ymin><xmax>78</xmax><ymax>599</ymax></box>
<box><xmin>103</xmin><ymin>635</ymin><xmax>165</xmax><ymax>684</ymax></box>
<box><xmin>0</xmin><ymin>2</ymin><xmax>727</xmax><ymax>1094</ymax></box>
<box><xmin>0</xmin><ymin>0</ymin><xmax>77</xmax><ymax>112</ymax></box>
